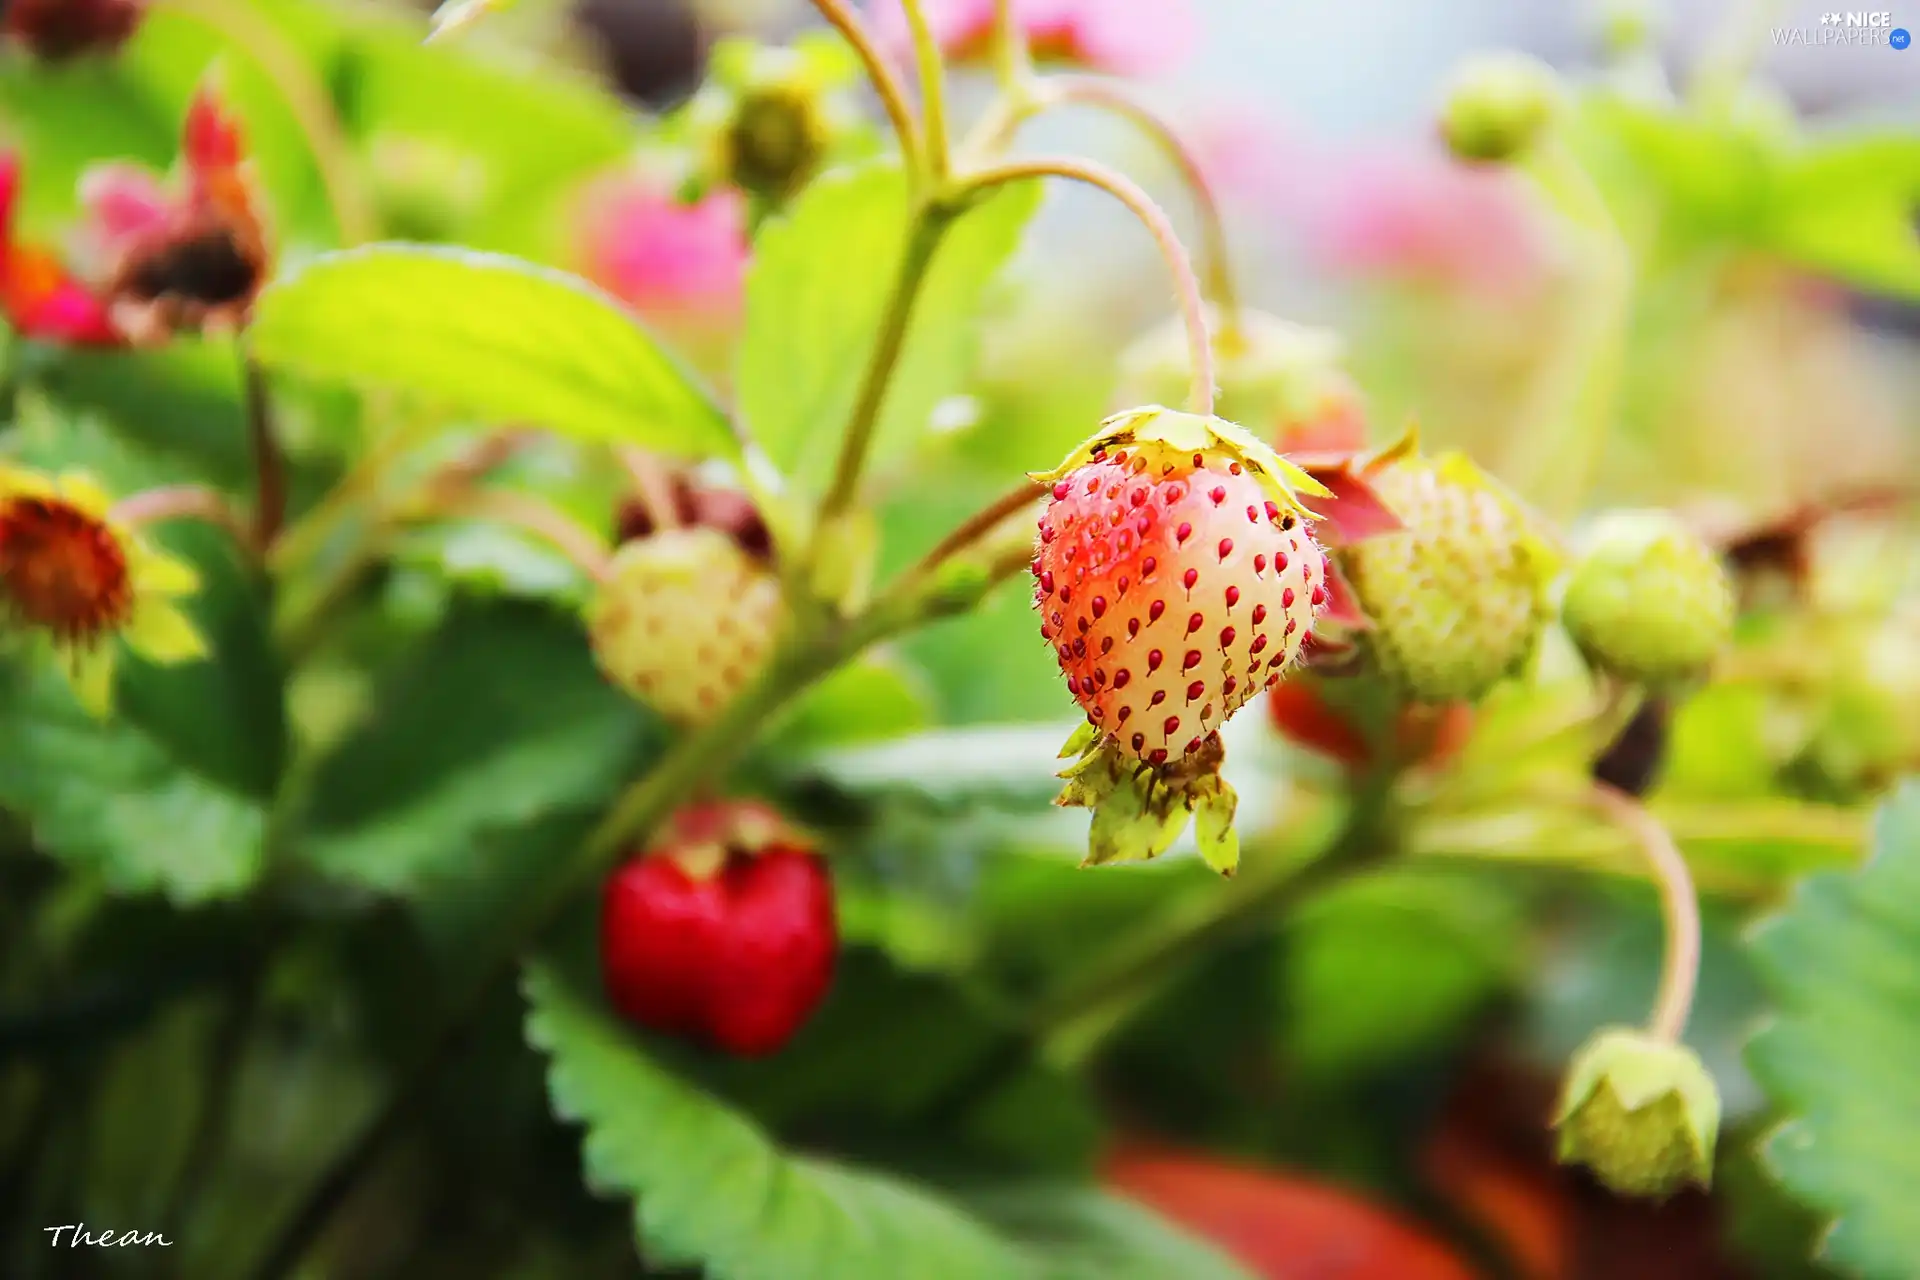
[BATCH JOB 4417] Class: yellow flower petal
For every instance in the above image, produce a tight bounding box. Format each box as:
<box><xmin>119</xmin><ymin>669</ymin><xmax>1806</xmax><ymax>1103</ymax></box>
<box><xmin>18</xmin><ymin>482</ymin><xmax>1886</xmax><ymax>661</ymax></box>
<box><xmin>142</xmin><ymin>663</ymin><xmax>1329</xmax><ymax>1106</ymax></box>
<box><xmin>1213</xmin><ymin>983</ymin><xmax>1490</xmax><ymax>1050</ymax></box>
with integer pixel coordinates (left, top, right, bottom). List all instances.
<box><xmin>124</xmin><ymin>599</ymin><xmax>206</xmax><ymax>665</ymax></box>
<box><xmin>64</xmin><ymin>645</ymin><xmax>117</xmax><ymax>719</ymax></box>
<box><xmin>0</xmin><ymin>464</ymin><xmax>57</xmax><ymax>501</ymax></box>
<box><xmin>55</xmin><ymin>472</ymin><xmax>115</xmax><ymax>518</ymax></box>
<box><xmin>129</xmin><ymin>544</ymin><xmax>202</xmax><ymax>597</ymax></box>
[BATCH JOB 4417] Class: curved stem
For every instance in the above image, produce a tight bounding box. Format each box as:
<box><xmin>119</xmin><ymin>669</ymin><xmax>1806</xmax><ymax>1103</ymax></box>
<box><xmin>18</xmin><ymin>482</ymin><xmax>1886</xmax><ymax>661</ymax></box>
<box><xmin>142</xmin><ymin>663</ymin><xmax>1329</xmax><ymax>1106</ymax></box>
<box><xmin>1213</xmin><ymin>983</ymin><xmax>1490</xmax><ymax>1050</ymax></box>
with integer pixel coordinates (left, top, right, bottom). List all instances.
<box><xmin>912</xmin><ymin>477</ymin><xmax>1045</xmax><ymax>578</ymax></box>
<box><xmin>1036</xmin><ymin>78</ymin><xmax>1241</xmax><ymax>334</ymax></box>
<box><xmin>808</xmin><ymin>0</ymin><xmax>924</xmax><ymax>178</ymax></box>
<box><xmin>109</xmin><ymin>484</ymin><xmax>250</xmax><ymax>546</ymax></box>
<box><xmin>159</xmin><ymin>0</ymin><xmax>376</xmax><ymax>244</ymax></box>
<box><xmin>899</xmin><ymin>0</ymin><xmax>951</xmax><ymax>184</ymax></box>
<box><xmin>615</xmin><ymin>446</ymin><xmax>681</xmax><ymax>533</ymax></box>
<box><xmin>960</xmin><ymin>155</ymin><xmax>1215</xmax><ymax>415</ymax></box>
<box><xmin>1590</xmin><ymin>782</ymin><xmax>1699</xmax><ymax>1043</ymax></box>
<box><xmin>817</xmin><ymin>208</ymin><xmax>953</xmax><ymax>526</ymax></box>
<box><xmin>430</xmin><ymin>489</ymin><xmax>613</xmax><ymax>583</ymax></box>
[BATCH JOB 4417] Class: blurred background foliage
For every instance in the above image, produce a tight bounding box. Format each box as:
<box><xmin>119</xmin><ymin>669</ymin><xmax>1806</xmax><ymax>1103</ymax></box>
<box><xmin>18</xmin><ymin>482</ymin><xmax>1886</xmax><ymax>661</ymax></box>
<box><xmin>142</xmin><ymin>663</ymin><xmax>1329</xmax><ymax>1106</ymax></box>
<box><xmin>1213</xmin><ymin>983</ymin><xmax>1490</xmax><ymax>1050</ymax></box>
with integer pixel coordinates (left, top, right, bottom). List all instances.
<box><xmin>1</xmin><ymin>0</ymin><xmax>1916</xmax><ymax>1277</ymax></box>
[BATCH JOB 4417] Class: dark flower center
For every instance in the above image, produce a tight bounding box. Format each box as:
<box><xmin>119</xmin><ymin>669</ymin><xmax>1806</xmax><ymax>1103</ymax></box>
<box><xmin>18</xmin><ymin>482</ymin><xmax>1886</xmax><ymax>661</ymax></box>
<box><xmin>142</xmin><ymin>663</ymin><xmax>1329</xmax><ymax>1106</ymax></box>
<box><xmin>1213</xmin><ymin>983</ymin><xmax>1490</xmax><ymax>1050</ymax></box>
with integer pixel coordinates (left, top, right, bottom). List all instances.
<box><xmin>0</xmin><ymin>496</ymin><xmax>133</xmax><ymax>645</ymax></box>
<box><xmin>125</xmin><ymin>226</ymin><xmax>257</xmax><ymax>306</ymax></box>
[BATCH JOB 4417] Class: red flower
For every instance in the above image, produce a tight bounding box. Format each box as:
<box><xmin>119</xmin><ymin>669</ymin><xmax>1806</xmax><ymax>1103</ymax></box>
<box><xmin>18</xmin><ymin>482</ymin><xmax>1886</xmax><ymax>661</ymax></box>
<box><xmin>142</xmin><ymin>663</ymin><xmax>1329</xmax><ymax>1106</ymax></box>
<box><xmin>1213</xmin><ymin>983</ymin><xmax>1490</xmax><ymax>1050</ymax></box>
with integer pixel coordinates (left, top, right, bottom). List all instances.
<box><xmin>89</xmin><ymin>82</ymin><xmax>273</xmax><ymax>345</ymax></box>
<box><xmin>0</xmin><ymin>153</ymin><xmax>122</xmax><ymax>346</ymax></box>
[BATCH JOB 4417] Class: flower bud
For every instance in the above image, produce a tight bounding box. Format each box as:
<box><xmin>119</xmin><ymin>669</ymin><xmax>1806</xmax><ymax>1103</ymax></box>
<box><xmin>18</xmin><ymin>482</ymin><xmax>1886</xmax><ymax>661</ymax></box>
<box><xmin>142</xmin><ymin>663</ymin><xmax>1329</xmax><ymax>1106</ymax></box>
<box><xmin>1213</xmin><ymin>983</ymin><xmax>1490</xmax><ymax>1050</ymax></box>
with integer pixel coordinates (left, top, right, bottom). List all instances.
<box><xmin>1562</xmin><ymin>510</ymin><xmax>1734</xmax><ymax>690</ymax></box>
<box><xmin>1438</xmin><ymin>51</ymin><xmax>1560</xmax><ymax>164</ymax></box>
<box><xmin>1554</xmin><ymin>1027</ymin><xmax>1720</xmax><ymax>1198</ymax></box>
<box><xmin>682</xmin><ymin>35</ymin><xmax>865</xmax><ymax>206</ymax></box>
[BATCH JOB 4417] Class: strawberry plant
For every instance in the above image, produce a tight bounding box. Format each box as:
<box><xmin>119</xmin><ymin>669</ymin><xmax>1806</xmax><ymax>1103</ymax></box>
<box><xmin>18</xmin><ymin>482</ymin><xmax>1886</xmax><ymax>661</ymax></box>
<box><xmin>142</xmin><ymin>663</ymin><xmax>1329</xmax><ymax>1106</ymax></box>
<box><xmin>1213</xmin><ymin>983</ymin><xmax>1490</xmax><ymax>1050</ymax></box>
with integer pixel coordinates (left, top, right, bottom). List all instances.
<box><xmin>1</xmin><ymin>2</ymin><xmax>1915</xmax><ymax>1278</ymax></box>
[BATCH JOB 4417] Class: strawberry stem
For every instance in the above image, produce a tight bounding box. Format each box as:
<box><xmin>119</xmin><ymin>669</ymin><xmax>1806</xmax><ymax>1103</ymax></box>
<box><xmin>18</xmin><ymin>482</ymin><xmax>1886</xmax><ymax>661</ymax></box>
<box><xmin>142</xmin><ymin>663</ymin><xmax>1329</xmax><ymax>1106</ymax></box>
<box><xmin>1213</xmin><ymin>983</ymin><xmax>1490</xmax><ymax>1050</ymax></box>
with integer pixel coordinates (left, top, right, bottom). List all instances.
<box><xmin>241</xmin><ymin>350</ymin><xmax>288</xmax><ymax>553</ymax></box>
<box><xmin>957</xmin><ymin>155</ymin><xmax>1217</xmax><ymax>416</ymax></box>
<box><xmin>109</xmin><ymin>482</ymin><xmax>251</xmax><ymax>549</ymax></box>
<box><xmin>807</xmin><ymin>0</ymin><xmax>926</xmax><ymax>184</ymax></box>
<box><xmin>991</xmin><ymin>0</ymin><xmax>1033</xmax><ymax>90</ymax></box>
<box><xmin>1032</xmin><ymin>77</ymin><xmax>1244</xmax><ymax>341</ymax></box>
<box><xmin>430</xmin><ymin>488</ymin><xmax>614</xmax><ymax>583</ymax></box>
<box><xmin>1589</xmin><ymin>782</ymin><xmax>1700</xmax><ymax>1043</ymax></box>
<box><xmin>911</xmin><ymin>476</ymin><xmax>1046</xmax><ymax>576</ymax></box>
<box><xmin>898</xmin><ymin>0</ymin><xmax>952</xmax><ymax>185</ymax></box>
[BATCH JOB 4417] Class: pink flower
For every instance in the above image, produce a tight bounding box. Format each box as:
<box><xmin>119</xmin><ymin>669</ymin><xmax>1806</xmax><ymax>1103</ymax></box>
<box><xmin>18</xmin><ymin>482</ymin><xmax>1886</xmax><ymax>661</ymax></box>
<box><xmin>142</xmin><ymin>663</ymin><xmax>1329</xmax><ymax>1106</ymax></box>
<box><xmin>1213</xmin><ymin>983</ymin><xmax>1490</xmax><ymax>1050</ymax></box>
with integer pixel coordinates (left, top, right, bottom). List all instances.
<box><xmin>1190</xmin><ymin>104</ymin><xmax>1546</xmax><ymax>299</ymax></box>
<box><xmin>0</xmin><ymin>153</ymin><xmax>123</xmax><ymax>347</ymax></box>
<box><xmin>865</xmin><ymin>0</ymin><xmax>1197</xmax><ymax>78</ymax></box>
<box><xmin>574</xmin><ymin>177</ymin><xmax>748</xmax><ymax>321</ymax></box>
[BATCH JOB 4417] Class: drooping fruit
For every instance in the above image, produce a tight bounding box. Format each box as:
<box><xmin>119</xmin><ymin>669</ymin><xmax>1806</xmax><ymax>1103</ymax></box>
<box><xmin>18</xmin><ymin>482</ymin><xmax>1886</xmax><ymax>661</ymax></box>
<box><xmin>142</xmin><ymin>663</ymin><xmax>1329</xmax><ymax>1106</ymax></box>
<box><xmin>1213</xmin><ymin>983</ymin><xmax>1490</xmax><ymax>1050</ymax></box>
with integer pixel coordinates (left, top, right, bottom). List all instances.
<box><xmin>1553</xmin><ymin>1027</ymin><xmax>1720</xmax><ymax>1199</ymax></box>
<box><xmin>600</xmin><ymin>801</ymin><xmax>835</xmax><ymax>1057</ymax></box>
<box><xmin>1437</xmin><ymin>50</ymin><xmax>1560</xmax><ymax>164</ymax></box>
<box><xmin>1561</xmin><ymin>510</ymin><xmax>1733</xmax><ymax>690</ymax></box>
<box><xmin>587</xmin><ymin>527</ymin><xmax>783</xmax><ymax>725</ymax></box>
<box><xmin>1337</xmin><ymin>442</ymin><xmax>1555</xmax><ymax>704</ymax></box>
<box><xmin>1031</xmin><ymin>406</ymin><xmax>1333</xmax><ymax>873</ymax></box>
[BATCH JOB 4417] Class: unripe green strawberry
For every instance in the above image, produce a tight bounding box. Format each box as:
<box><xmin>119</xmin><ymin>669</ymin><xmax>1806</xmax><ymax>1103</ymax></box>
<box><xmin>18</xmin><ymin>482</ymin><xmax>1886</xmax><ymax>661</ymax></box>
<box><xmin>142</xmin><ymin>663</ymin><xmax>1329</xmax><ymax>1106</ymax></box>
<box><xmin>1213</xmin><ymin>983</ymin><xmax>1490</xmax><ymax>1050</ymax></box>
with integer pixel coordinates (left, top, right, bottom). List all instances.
<box><xmin>1338</xmin><ymin>449</ymin><xmax>1554</xmax><ymax>703</ymax></box>
<box><xmin>588</xmin><ymin>528</ymin><xmax>783</xmax><ymax>724</ymax></box>
<box><xmin>1031</xmin><ymin>407</ymin><xmax>1332</xmax><ymax>874</ymax></box>
<box><xmin>681</xmin><ymin>34</ymin><xmax>865</xmax><ymax>205</ymax></box>
<box><xmin>1437</xmin><ymin>50</ymin><xmax>1560</xmax><ymax>164</ymax></box>
<box><xmin>1554</xmin><ymin>1027</ymin><xmax>1720</xmax><ymax>1199</ymax></box>
<box><xmin>1562</xmin><ymin>510</ymin><xmax>1733</xmax><ymax>689</ymax></box>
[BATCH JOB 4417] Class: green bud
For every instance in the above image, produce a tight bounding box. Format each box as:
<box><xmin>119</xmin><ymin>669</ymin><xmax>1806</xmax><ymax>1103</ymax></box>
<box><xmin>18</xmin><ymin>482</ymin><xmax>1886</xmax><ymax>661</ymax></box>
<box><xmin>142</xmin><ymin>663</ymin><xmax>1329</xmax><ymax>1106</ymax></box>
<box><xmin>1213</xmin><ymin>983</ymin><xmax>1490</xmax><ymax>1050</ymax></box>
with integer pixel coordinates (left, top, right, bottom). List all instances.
<box><xmin>1438</xmin><ymin>51</ymin><xmax>1561</xmax><ymax>164</ymax></box>
<box><xmin>1554</xmin><ymin>1027</ymin><xmax>1720</xmax><ymax>1198</ymax></box>
<box><xmin>1594</xmin><ymin>0</ymin><xmax>1664</xmax><ymax>56</ymax></box>
<box><xmin>684</xmin><ymin>34</ymin><xmax>865</xmax><ymax>205</ymax></box>
<box><xmin>1562</xmin><ymin>510</ymin><xmax>1734</xmax><ymax>690</ymax></box>
<box><xmin>367</xmin><ymin>135</ymin><xmax>488</xmax><ymax>242</ymax></box>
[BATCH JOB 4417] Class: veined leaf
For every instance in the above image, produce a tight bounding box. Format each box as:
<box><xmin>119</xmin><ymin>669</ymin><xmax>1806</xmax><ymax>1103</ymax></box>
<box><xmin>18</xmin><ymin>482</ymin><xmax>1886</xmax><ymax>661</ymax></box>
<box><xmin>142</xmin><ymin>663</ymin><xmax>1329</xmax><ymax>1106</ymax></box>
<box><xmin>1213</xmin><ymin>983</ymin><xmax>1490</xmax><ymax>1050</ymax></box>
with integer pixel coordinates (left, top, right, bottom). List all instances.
<box><xmin>1746</xmin><ymin>781</ymin><xmax>1920</xmax><ymax>1279</ymax></box>
<box><xmin>250</xmin><ymin>246</ymin><xmax>736</xmax><ymax>458</ymax></box>
<box><xmin>523</xmin><ymin>964</ymin><xmax>1031</xmax><ymax>1279</ymax></box>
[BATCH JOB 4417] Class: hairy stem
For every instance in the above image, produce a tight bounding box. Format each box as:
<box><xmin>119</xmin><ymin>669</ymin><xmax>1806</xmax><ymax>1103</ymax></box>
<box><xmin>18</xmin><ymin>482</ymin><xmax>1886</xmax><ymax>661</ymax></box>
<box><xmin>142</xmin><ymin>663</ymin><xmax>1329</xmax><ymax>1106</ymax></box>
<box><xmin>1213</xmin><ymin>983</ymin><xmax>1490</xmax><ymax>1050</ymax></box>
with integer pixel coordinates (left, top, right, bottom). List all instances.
<box><xmin>960</xmin><ymin>156</ymin><xmax>1215</xmax><ymax>415</ymax></box>
<box><xmin>110</xmin><ymin>484</ymin><xmax>251</xmax><ymax>547</ymax></box>
<box><xmin>1589</xmin><ymin>783</ymin><xmax>1700</xmax><ymax>1042</ymax></box>
<box><xmin>615</xmin><ymin>447</ymin><xmax>682</xmax><ymax>534</ymax></box>
<box><xmin>899</xmin><ymin>0</ymin><xmax>951</xmax><ymax>183</ymax></box>
<box><xmin>913</xmin><ymin>477</ymin><xmax>1046</xmax><ymax>577</ymax></box>
<box><xmin>159</xmin><ymin>0</ymin><xmax>376</xmax><ymax>244</ymax></box>
<box><xmin>428</xmin><ymin>489</ymin><xmax>613</xmax><ymax>583</ymax></box>
<box><xmin>807</xmin><ymin>0</ymin><xmax>925</xmax><ymax>179</ymax></box>
<box><xmin>241</xmin><ymin>353</ymin><xmax>288</xmax><ymax>553</ymax></box>
<box><xmin>817</xmin><ymin>209</ymin><xmax>954</xmax><ymax>527</ymax></box>
<box><xmin>1036</xmin><ymin>78</ymin><xmax>1241</xmax><ymax>334</ymax></box>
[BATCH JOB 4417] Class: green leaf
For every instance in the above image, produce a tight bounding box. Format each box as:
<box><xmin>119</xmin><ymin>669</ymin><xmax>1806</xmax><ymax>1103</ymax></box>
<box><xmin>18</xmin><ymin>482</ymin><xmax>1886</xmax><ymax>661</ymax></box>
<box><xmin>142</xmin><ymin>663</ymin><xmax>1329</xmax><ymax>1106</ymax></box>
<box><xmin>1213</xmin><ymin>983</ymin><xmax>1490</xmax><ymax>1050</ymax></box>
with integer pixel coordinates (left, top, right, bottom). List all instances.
<box><xmin>1746</xmin><ymin>781</ymin><xmax>1920</xmax><ymax>1279</ymax></box>
<box><xmin>250</xmin><ymin>245</ymin><xmax>736</xmax><ymax>458</ymax></box>
<box><xmin>294</xmin><ymin>599</ymin><xmax>660</xmax><ymax>894</ymax></box>
<box><xmin>522</xmin><ymin>964</ymin><xmax>1033</xmax><ymax>1279</ymax></box>
<box><xmin>969</xmin><ymin>1189</ymin><xmax>1254</xmax><ymax>1280</ymax></box>
<box><xmin>1762</xmin><ymin>134</ymin><xmax>1920</xmax><ymax>300</ymax></box>
<box><xmin>739</xmin><ymin>162</ymin><xmax>1040</xmax><ymax>495</ymax></box>
<box><xmin>0</xmin><ymin>660</ymin><xmax>269</xmax><ymax>903</ymax></box>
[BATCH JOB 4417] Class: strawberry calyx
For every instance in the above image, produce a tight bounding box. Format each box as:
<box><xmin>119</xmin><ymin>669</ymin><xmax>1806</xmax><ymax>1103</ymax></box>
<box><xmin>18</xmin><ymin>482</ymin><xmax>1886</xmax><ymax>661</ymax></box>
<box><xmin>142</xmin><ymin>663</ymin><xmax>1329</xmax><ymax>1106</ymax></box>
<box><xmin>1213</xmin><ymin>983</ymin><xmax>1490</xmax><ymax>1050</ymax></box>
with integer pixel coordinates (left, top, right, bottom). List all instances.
<box><xmin>646</xmin><ymin>798</ymin><xmax>804</xmax><ymax>879</ymax></box>
<box><xmin>1053</xmin><ymin>723</ymin><xmax>1242</xmax><ymax>875</ymax></box>
<box><xmin>1031</xmin><ymin>406</ymin><xmax>1333</xmax><ymax>523</ymax></box>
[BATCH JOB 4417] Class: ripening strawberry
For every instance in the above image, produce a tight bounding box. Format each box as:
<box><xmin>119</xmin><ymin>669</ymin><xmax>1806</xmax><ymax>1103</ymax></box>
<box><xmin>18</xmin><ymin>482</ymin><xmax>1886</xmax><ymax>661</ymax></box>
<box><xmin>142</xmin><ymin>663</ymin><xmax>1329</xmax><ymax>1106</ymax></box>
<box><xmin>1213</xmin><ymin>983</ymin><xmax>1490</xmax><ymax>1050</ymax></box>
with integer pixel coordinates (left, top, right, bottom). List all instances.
<box><xmin>587</xmin><ymin>527</ymin><xmax>783</xmax><ymax>725</ymax></box>
<box><xmin>1338</xmin><ymin>443</ymin><xmax>1555</xmax><ymax>704</ymax></box>
<box><xmin>600</xmin><ymin>801</ymin><xmax>835</xmax><ymax>1058</ymax></box>
<box><xmin>1031</xmin><ymin>407</ymin><xmax>1332</xmax><ymax>873</ymax></box>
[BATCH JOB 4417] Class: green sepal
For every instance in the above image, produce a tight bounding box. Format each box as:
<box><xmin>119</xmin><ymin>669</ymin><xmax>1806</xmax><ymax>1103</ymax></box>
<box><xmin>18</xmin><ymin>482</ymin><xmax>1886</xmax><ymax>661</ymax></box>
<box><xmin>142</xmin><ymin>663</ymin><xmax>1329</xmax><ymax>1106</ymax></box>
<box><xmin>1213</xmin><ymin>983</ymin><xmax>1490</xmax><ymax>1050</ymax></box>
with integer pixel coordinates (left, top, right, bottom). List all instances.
<box><xmin>1191</xmin><ymin>775</ymin><xmax>1241</xmax><ymax>877</ymax></box>
<box><xmin>1029</xmin><ymin>406</ymin><xmax>1332</xmax><ymax>520</ymax></box>
<box><xmin>1051</xmin><ymin>727</ymin><xmax>1240</xmax><ymax>875</ymax></box>
<box><xmin>1553</xmin><ymin>1025</ymin><xmax>1721</xmax><ymax>1198</ymax></box>
<box><xmin>1358</xmin><ymin>422</ymin><xmax>1422</xmax><ymax>474</ymax></box>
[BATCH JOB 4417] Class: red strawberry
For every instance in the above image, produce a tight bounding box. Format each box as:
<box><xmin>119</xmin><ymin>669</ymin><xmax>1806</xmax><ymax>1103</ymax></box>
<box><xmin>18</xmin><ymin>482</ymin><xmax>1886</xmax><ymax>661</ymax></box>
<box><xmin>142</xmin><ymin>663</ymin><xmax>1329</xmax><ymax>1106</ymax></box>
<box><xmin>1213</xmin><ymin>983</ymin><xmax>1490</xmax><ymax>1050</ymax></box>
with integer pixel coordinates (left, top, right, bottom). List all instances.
<box><xmin>599</xmin><ymin>801</ymin><xmax>835</xmax><ymax>1058</ymax></box>
<box><xmin>1031</xmin><ymin>407</ymin><xmax>1332</xmax><ymax>873</ymax></box>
